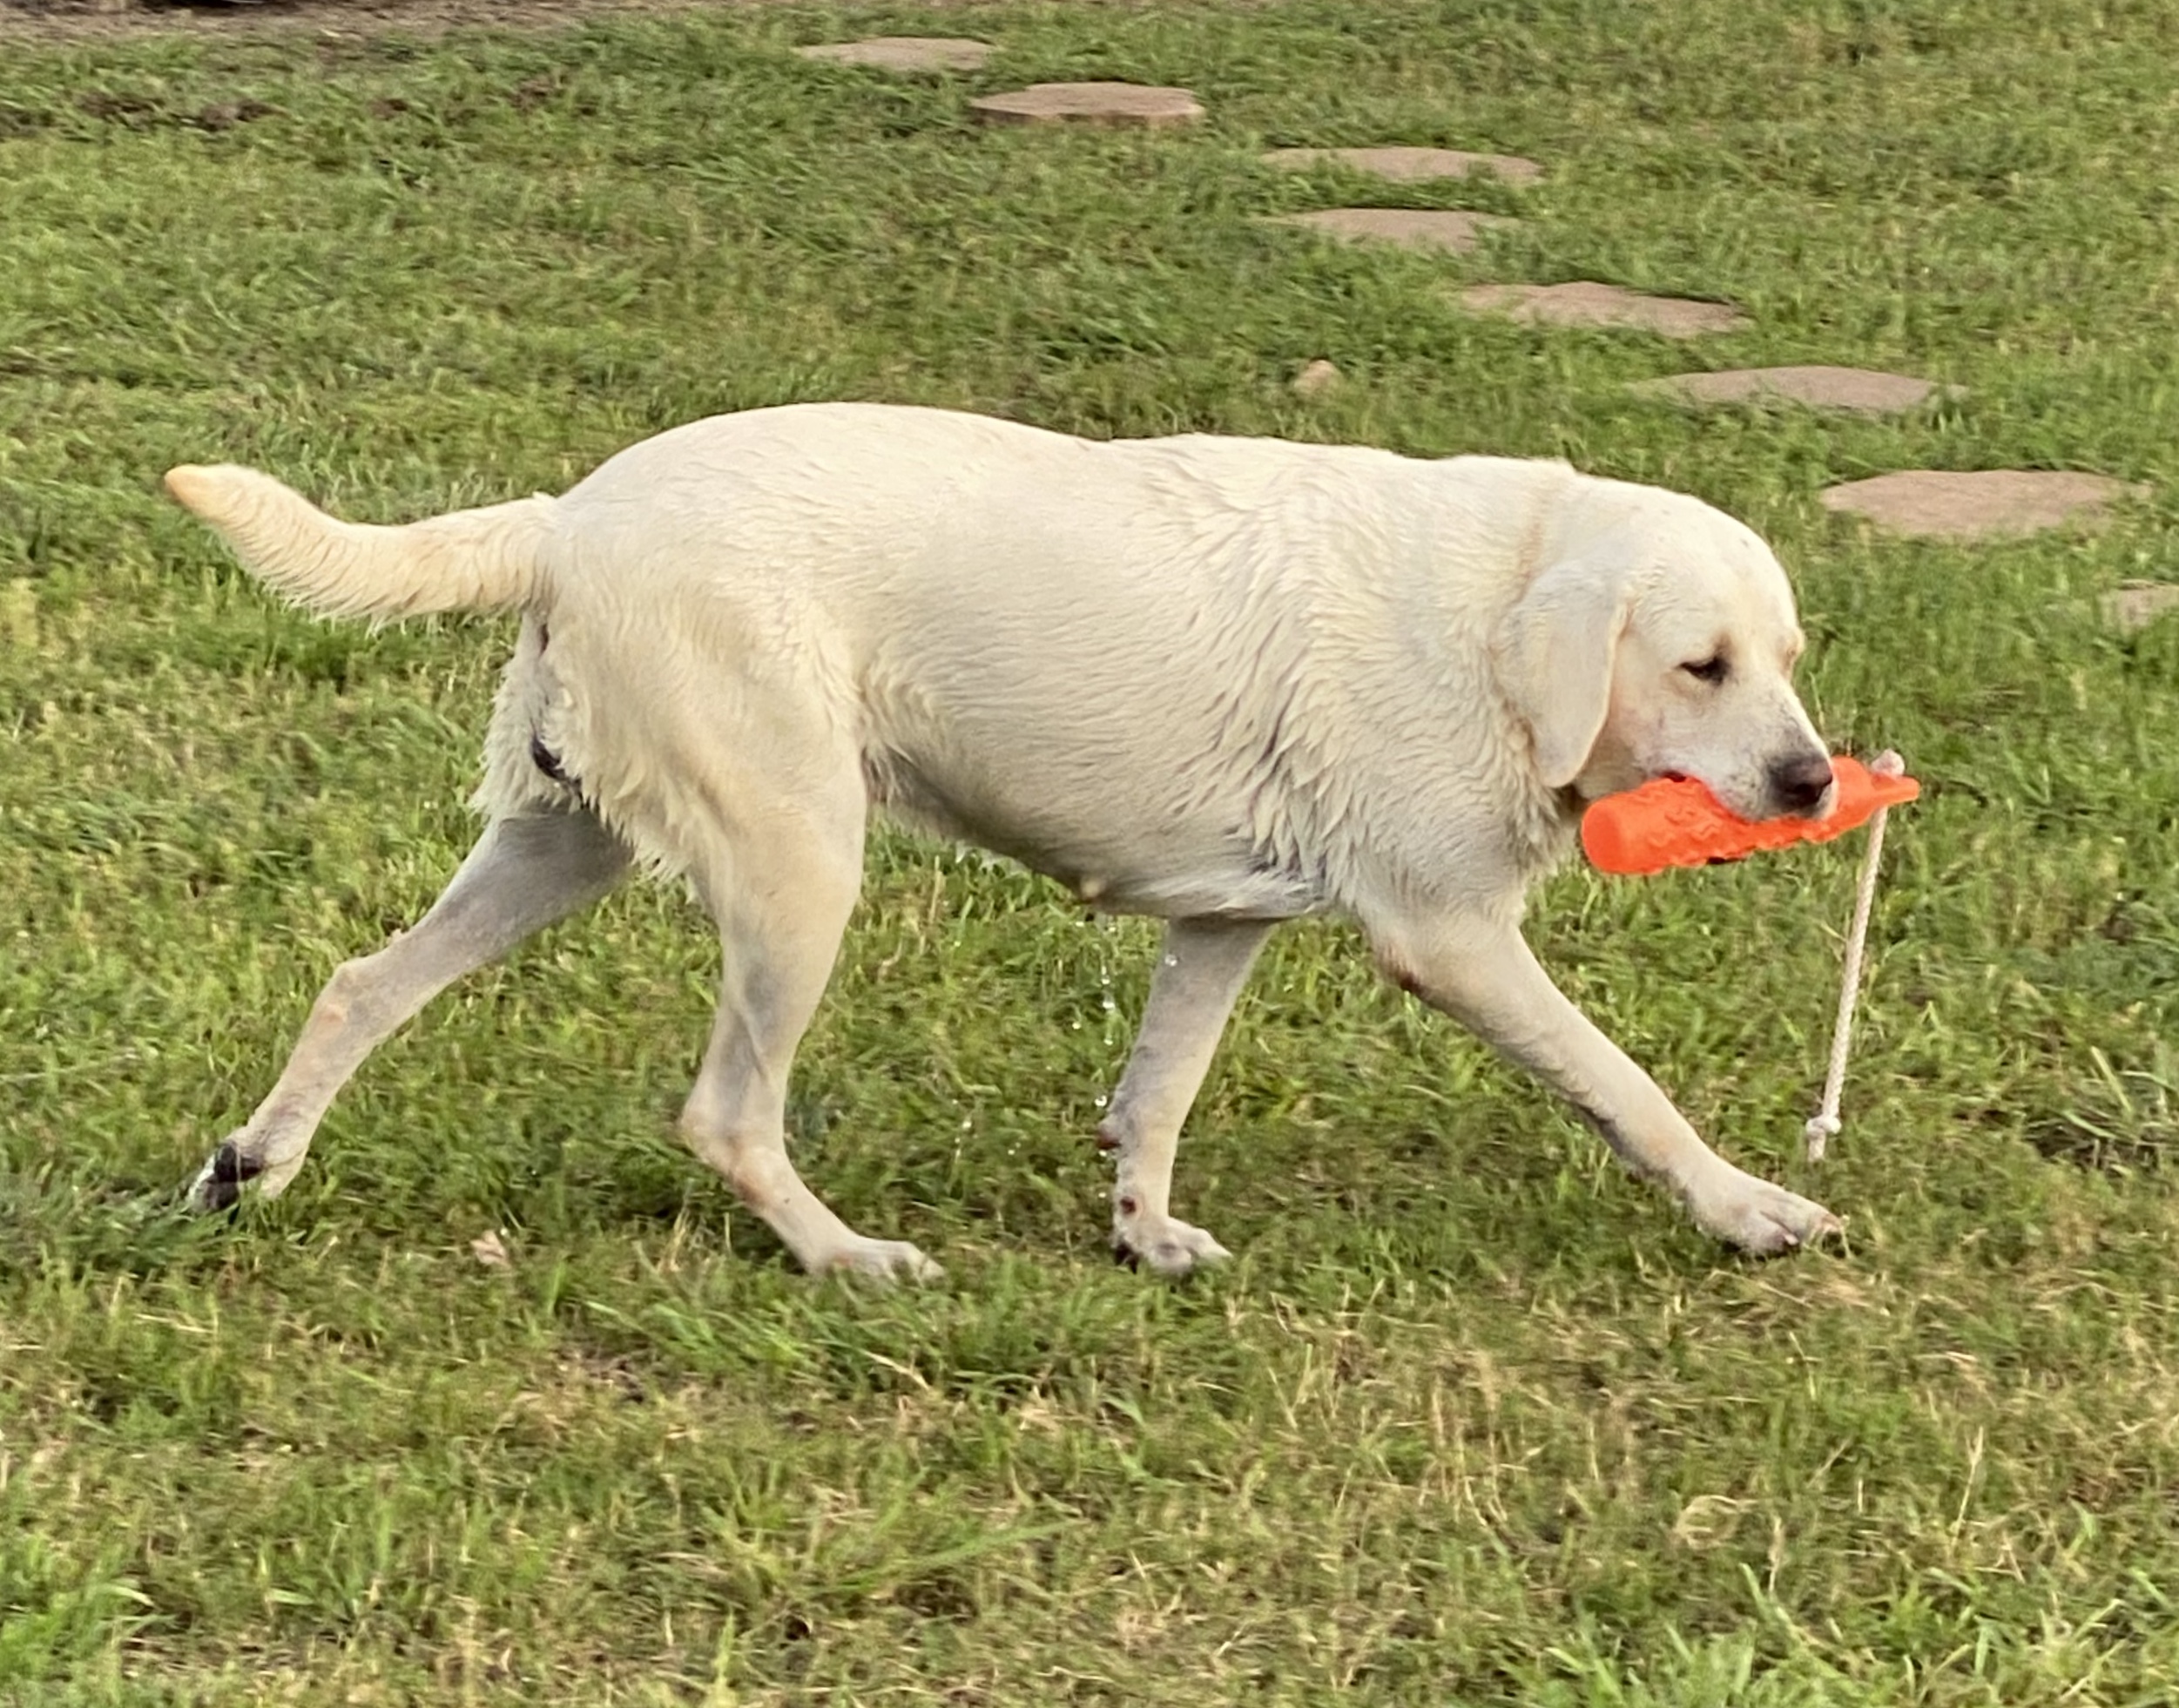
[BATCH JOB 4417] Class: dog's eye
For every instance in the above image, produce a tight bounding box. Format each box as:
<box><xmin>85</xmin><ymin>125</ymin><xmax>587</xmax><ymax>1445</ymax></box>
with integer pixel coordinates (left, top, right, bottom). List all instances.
<box><xmin>1681</xmin><ymin>656</ymin><xmax>1729</xmax><ymax>685</ymax></box>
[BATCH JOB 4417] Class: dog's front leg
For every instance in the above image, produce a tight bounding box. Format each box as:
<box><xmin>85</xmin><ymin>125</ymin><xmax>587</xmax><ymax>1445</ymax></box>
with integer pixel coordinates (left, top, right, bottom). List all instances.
<box><xmin>1100</xmin><ymin>917</ymin><xmax>1272</xmax><ymax>1276</ymax></box>
<box><xmin>1374</xmin><ymin>910</ymin><xmax>1839</xmax><ymax>1255</ymax></box>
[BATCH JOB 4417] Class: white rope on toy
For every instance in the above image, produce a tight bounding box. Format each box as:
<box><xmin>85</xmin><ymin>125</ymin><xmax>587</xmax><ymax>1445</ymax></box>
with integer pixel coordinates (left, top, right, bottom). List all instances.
<box><xmin>1804</xmin><ymin>749</ymin><xmax>1905</xmax><ymax>1163</ymax></box>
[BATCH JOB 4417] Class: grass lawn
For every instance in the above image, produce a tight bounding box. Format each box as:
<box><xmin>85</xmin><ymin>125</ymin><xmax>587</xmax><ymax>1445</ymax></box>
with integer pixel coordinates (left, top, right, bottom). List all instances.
<box><xmin>4</xmin><ymin>0</ymin><xmax>2179</xmax><ymax>1700</ymax></box>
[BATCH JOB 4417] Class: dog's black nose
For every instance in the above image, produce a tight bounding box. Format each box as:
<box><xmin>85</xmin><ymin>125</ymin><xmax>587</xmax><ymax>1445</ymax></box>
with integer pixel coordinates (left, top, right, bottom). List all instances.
<box><xmin>1768</xmin><ymin>751</ymin><xmax>1836</xmax><ymax>816</ymax></box>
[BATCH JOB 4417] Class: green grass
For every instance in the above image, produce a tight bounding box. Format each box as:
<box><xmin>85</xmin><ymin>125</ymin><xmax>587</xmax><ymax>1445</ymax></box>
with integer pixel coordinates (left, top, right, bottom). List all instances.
<box><xmin>4</xmin><ymin>0</ymin><xmax>2179</xmax><ymax>1700</ymax></box>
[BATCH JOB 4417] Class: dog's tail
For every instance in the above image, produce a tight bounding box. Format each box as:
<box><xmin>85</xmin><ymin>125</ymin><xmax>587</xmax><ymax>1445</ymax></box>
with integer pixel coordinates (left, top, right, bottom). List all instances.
<box><xmin>164</xmin><ymin>464</ymin><xmax>556</xmax><ymax>620</ymax></box>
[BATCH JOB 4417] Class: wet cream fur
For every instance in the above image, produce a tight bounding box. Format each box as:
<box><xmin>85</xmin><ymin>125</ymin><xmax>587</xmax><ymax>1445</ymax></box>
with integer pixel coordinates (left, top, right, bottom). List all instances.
<box><xmin>169</xmin><ymin>403</ymin><xmax>1839</xmax><ymax>1279</ymax></box>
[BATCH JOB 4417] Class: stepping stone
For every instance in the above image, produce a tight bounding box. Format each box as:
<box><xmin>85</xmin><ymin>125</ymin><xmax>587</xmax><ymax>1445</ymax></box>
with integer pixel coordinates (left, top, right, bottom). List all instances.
<box><xmin>1632</xmin><ymin>365</ymin><xmax>1955</xmax><ymax>415</ymax></box>
<box><xmin>970</xmin><ymin>83</ymin><xmax>1204</xmax><ymax>128</ymax></box>
<box><xmin>1264</xmin><ymin>145</ymin><xmax>1542</xmax><ymax>186</ymax></box>
<box><xmin>2101</xmin><ymin>582</ymin><xmax>2179</xmax><ymax>633</ymax></box>
<box><xmin>1460</xmin><ymin>282</ymin><xmax>1749</xmax><ymax>337</ymax></box>
<box><xmin>796</xmin><ymin>37</ymin><xmax>995</xmax><ymax>74</ymax></box>
<box><xmin>1292</xmin><ymin>359</ymin><xmax>1343</xmax><ymax>397</ymax></box>
<box><xmin>1274</xmin><ymin>208</ymin><xmax>1513</xmax><ymax>253</ymax></box>
<box><xmin>1819</xmin><ymin>471</ymin><xmax>2149</xmax><ymax>540</ymax></box>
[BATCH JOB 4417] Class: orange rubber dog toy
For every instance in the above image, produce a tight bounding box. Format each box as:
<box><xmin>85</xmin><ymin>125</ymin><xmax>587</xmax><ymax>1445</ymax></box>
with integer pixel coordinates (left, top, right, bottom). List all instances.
<box><xmin>1583</xmin><ymin>751</ymin><xmax>1922</xmax><ymax>1165</ymax></box>
<box><xmin>1582</xmin><ymin>754</ymin><xmax>1920</xmax><ymax>877</ymax></box>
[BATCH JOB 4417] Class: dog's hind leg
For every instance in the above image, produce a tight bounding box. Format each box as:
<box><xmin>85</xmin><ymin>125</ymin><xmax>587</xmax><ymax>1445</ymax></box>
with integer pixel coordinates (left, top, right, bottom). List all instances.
<box><xmin>677</xmin><ymin>779</ymin><xmax>938</xmax><ymax>1283</ymax></box>
<box><xmin>190</xmin><ymin>807</ymin><xmax>630</xmax><ymax>1210</ymax></box>
<box><xmin>1100</xmin><ymin>917</ymin><xmax>1272</xmax><ymax>1277</ymax></box>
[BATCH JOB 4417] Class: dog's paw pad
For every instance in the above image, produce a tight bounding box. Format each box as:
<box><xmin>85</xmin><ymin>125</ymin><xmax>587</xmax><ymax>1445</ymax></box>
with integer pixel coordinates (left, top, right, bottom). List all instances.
<box><xmin>187</xmin><ymin>1141</ymin><xmax>263</xmax><ymax>1214</ymax></box>
<box><xmin>1697</xmin><ymin>1171</ymin><xmax>1840</xmax><ymax>1257</ymax></box>
<box><xmin>822</xmin><ymin>1238</ymin><xmax>943</xmax><ymax>1286</ymax></box>
<box><xmin>1113</xmin><ymin>1213</ymin><xmax>1231</xmax><ymax>1279</ymax></box>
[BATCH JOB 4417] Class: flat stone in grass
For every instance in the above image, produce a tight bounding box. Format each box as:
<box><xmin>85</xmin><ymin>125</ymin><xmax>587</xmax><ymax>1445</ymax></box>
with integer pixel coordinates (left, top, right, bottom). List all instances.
<box><xmin>2101</xmin><ymin>582</ymin><xmax>2179</xmax><ymax>633</ymax></box>
<box><xmin>970</xmin><ymin>83</ymin><xmax>1203</xmax><ymax>127</ymax></box>
<box><xmin>1633</xmin><ymin>365</ymin><xmax>1954</xmax><ymax>415</ymax></box>
<box><xmin>796</xmin><ymin>37</ymin><xmax>994</xmax><ymax>74</ymax></box>
<box><xmin>1460</xmin><ymin>281</ymin><xmax>1749</xmax><ymax>337</ymax></box>
<box><xmin>1274</xmin><ymin>208</ymin><xmax>1514</xmax><ymax>253</ymax></box>
<box><xmin>1264</xmin><ymin>145</ymin><xmax>1542</xmax><ymax>186</ymax></box>
<box><xmin>1820</xmin><ymin>471</ymin><xmax>2149</xmax><ymax>540</ymax></box>
<box><xmin>1291</xmin><ymin>359</ymin><xmax>1342</xmax><ymax>397</ymax></box>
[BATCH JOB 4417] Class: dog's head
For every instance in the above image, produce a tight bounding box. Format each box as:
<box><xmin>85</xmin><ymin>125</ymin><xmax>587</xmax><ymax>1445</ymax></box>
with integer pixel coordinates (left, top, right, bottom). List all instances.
<box><xmin>1492</xmin><ymin>481</ymin><xmax>1833</xmax><ymax>821</ymax></box>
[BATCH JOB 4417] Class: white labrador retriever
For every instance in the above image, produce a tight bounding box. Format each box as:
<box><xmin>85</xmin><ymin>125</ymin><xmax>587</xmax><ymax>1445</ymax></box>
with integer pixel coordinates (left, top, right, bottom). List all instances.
<box><xmin>167</xmin><ymin>402</ymin><xmax>1841</xmax><ymax>1279</ymax></box>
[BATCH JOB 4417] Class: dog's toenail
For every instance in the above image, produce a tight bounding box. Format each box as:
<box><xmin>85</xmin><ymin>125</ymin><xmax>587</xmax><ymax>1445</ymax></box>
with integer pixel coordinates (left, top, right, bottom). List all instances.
<box><xmin>211</xmin><ymin>1142</ymin><xmax>263</xmax><ymax>1187</ymax></box>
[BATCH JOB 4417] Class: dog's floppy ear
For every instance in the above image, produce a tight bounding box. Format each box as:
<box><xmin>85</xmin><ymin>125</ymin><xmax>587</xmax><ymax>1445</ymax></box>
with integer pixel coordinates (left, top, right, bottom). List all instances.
<box><xmin>1490</xmin><ymin>552</ymin><xmax>1634</xmax><ymax>789</ymax></box>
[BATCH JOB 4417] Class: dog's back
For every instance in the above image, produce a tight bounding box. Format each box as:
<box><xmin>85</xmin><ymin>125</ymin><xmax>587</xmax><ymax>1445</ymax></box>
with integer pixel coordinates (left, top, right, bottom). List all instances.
<box><xmin>178</xmin><ymin>404</ymin><xmax>1571</xmax><ymax>914</ymax></box>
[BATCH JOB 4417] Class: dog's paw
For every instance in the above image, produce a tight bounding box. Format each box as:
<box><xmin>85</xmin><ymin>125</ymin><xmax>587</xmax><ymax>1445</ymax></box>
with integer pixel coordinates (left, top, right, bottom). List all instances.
<box><xmin>186</xmin><ymin>1140</ymin><xmax>263</xmax><ymax>1214</ymax></box>
<box><xmin>1690</xmin><ymin>1167</ymin><xmax>1841</xmax><ymax>1256</ymax></box>
<box><xmin>186</xmin><ymin>1131</ymin><xmax>311</xmax><ymax>1212</ymax></box>
<box><xmin>1112</xmin><ymin>1211</ymin><xmax>1231</xmax><ymax>1279</ymax></box>
<box><xmin>820</xmin><ymin>1237</ymin><xmax>943</xmax><ymax>1286</ymax></box>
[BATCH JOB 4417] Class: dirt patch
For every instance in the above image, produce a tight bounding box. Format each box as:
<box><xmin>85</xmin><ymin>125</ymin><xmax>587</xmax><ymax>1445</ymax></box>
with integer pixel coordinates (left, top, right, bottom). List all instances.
<box><xmin>0</xmin><ymin>0</ymin><xmax>759</xmax><ymax>46</ymax></box>
<box><xmin>58</xmin><ymin>83</ymin><xmax>283</xmax><ymax>130</ymax></box>
<box><xmin>1</xmin><ymin>0</ymin><xmax>1265</xmax><ymax>48</ymax></box>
